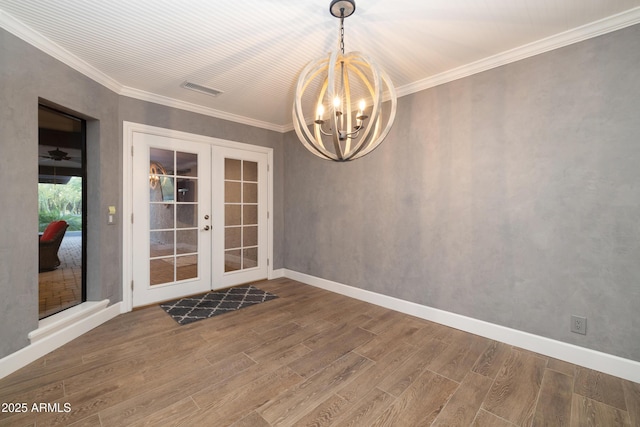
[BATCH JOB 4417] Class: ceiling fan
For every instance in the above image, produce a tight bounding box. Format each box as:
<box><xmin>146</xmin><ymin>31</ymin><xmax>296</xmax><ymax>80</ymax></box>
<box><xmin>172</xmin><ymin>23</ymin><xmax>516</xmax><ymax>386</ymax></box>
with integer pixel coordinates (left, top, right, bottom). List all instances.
<box><xmin>40</xmin><ymin>147</ymin><xmax>76</xmax><ymax>161</ymax></box>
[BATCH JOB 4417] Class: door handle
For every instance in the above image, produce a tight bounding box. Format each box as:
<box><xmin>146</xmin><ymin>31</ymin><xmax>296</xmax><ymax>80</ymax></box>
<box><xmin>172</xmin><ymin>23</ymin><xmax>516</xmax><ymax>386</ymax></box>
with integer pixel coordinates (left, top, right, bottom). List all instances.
<box><xmin>203</xmin><ymin>225</ymin><xmax>210</xmax><ymax>231</ymax></box>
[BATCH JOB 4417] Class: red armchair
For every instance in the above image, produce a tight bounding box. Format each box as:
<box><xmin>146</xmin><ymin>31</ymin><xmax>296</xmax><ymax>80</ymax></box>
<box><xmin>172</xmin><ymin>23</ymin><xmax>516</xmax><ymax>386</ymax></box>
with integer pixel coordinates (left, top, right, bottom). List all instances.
<box><xmin>39</xmin><ymin>220</ymin><xmax>68</xmax><ymax>271</ymax></box>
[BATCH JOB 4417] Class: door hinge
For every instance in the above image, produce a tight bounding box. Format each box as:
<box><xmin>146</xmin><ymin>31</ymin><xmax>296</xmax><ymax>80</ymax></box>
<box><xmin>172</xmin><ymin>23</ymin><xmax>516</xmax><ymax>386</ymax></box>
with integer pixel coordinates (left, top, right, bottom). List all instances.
<box><xmin>131</xmin><ymin>280</ymin><xmax>134</xmax><ymax>290</ymax></box>
<box><xmin>131</xmin><ymin>213</ymin><xmax>134</xmax><ymax>223</ymax></box>
<box><xmin>267</xmin><ymin>211</ymin><xmax>270</xmax><ymax>219</ymax></box>
<box><xmin>131</xmin><ymin>146</ymin><xmax>134</xmax><ymax>156</ymax></box>
<box><xmin>267</xmin><ymin>163</ymin><xmax>270</xmax><ymax>172</ymax></box>
<box><xmin>267</xmin><ymin>258</ymin><xmax>270</xmax><ymax>266</ymax></box>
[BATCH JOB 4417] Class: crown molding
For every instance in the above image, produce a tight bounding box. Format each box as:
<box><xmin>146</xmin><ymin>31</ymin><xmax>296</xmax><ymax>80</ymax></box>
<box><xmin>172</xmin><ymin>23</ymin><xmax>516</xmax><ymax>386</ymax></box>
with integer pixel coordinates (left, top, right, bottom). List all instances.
<box><xmin>119</xmin><ymin>86</ymin><xmax>286</xmax><ymax>133</ymax></box>
<box><xmin>0</xmin><ymin>9</ymin><xmax>284</xmax><ymax>133</ymax></box>
<box><xmin>3</xmin><ymin>6</ymin><xmax>640</xmax><ymax>133</ymax></box>
<box><xmin>395</xmin><ymin>6</ymin><xmax>640</xmax><ymax>99</ymax></box>
<box><xmin>0</xmin><ymin>9</ymin><xmax>123</xmax><ymax>94</ymax></box>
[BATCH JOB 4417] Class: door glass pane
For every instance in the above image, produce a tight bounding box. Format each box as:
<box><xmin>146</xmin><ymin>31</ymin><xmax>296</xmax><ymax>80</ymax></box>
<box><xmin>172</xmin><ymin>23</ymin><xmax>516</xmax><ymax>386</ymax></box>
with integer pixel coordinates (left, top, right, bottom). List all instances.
<box><xmin>243</xmin><ymin>161</ymin><xmax>258</xmax><ymax>182</ymax></box>
<box><xmin>225</xmin><ymin>204</ymin><xmax>241</xmax><ymax>226</ymax></box>
<box><xmin>225</xmin><ymin>249</ymin><xmax>241</xmax><ymax>272</ymax></box>
<box><xmin>176</xmin><ymin>178</ymin><xmax>197</xmax><ymax>202</ymax></box>
<box><xmin>176</xmin><ymin>152</ymin><xmax>198</xmax><ymax>177</ymax></box>
<box><xmin>150</xmin><ymin>176</ymin><xmax>174</xmax><ymax>202</ymax></box>
<box><xmin>150</xmin><ymin>204</ymin><xmax>174</xmax><ymax>230</ymax></box>
<box><xmin>243</xmin><ymin>205</ymin><xmax>258</xmax><ymax>225</ymax></box>
<box><xmin>150</xmin><ymin>258</ymin><xmax>174</xmax><ymax>285</ymax></box>
<box><xmin>176</xmin><ymin>255</ymin><xmax>198</xmax><ymax>281</ymax></box>
<box><xmin>149</xmin><ymin>149</ymin><xmax>200</xmax><ymax>286</ymax></box>
<box><xmin>150</xmin><ymin>148</ymin><xmax>175</xmax><ymax>174</ymax></box>
<box><xmin>243</xmin><ymin>248</ymin><xmax>258</xmax><ymax>269</ymax></box>
<box><xmin>159</xmin><ymin>177</ymin><xmax>175</xmax><ymax>202</ymax></box>
<box><xmin>225</xmin><ymin>181</ymin><xmax>241</xmax><ymax>203</ymax></box>
<box><xmin>150</xmin><ymin>148</ymin><xmax>175</xmax><ymax>202</ymax></box>
<box><xmin>150</xmin><ymin>231</ymin><xmax>174</xmax><ymax>257</ymax></box>
<box><xmin>176</xmin><ymin>204</ymin><xmax>197</xmax><ymax>228</ymax></box>
<box><xmin>243</xmin><ymin>183</ymin><xmax>257</xmax><ymax>204</ymax></box>
<box><xmin>225</xmin><ymin>158</ymin><xmax>241</xmax><ymax>180</ymax></box>
<box><xmin>243</xmin><ymin>226</ymin><xmax>258</xmax><ymax>247</ymax></box>
<box><xmin>225</xmin><ymin>226</ymin><xmax>241</xmax><ymax>249</ymax></box>
<box><xmin>224</xmin><ymin>158</ymin><xmax>260</xmax><ymax>272</ymax></box>
<box><xmin>176</xmin><ymin>229</ymin><xmax>197</xmax><ymax>254</ymax></box>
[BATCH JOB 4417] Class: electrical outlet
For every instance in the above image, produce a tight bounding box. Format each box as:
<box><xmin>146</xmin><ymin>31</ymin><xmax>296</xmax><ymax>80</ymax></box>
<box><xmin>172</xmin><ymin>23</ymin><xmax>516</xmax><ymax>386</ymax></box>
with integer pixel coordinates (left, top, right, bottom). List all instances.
<box><xmin>571</xmin><ymin>315</ymin><xmax>587</xmax><ymax>335</ymax></box>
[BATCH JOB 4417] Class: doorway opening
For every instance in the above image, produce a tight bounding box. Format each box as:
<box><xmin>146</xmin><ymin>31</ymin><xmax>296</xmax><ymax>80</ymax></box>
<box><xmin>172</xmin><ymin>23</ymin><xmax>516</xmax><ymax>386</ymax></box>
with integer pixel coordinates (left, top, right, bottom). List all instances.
<box><xmin>38</xmin><ymin>104</ymin><xmax>87</xmax><ymax>319</ymax></box>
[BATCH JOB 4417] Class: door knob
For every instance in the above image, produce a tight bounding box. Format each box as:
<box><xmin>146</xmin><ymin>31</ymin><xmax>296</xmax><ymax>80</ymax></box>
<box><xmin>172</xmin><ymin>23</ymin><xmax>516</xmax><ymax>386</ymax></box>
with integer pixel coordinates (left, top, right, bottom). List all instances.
<box><xmin>203</xmin><ymin>225</ymin><xmax>210</xmax><ymax>231</ymax></box>
<box><xmin>204</xmin><ymin>215</ymin><xmax>210</xmax><ymax>220</ymax></box>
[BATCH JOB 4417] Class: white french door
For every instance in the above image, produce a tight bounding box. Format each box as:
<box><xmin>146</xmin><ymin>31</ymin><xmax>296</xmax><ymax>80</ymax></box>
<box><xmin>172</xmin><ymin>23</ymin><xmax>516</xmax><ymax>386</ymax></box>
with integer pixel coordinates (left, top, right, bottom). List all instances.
<box><xmin>132</xmin><ymin>133</ymin><xmax>212</xmax><ymax>307</ymax></box>
<box><xmin>131</xmin><ymin>131</ymin><xmax>269</xmax><ymax>307</ymax></box>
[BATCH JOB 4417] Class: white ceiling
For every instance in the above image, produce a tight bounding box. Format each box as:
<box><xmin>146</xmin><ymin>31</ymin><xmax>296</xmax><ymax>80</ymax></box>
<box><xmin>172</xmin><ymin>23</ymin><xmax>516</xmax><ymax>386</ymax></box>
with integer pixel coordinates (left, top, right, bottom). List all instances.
<box><xmin>1</xmin><ymin>0</ymin><xmax>640</xmax><ymax>132</ymax></box>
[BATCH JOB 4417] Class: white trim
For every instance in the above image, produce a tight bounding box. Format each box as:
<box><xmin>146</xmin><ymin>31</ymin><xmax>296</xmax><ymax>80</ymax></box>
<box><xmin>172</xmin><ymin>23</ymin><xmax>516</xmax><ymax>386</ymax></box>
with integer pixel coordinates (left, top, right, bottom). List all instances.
<box><xmin>0</xmin><ymin>301</ymin><xmax>122</xmax><ymax>380</ymax></box>
<box><xmin>266</xmin><ymin>150</ymin><xmax>275</xmax><ymax>280</ymax></box>
<box><xmin>4</xmin><ymin>7</ymin><xmax>640</xmax><ymax>133</ymax></box>
<box><xmin>122</xmin><ymin>122</ymin><xmax>274</xmax><ymax>312</ymax></box>
<box><xmin>122</xmin><ymin>122</ymin><xmax>135</xmax><ymax>312</ymax></box>
<box><xmin>119</xmin><ymin>87</ymin><xmax>286</xmax><ymax>133</ymax></box>
<box><xmin>271</xmin><ymin>268</ymin><xmax>285</xmax><ymax>279</ymax></box>
<box><xmin>28</xmin><ymin>300</ymin><xmax>109</xmax><ymax>343</ymax></box>
<box><xmin>0</xmin><ymin>9</ymin><xmax>122</xmax><ymax>94</ymax></box>
<box><xmin>395</xmin><ymin>6</ymin><xmax>640</xmax><ymax>99</ymax></box>
<box><xmin>283</xmin><ymin>269</ymin><xmax>640</xmax><ymax>383</ymax></box>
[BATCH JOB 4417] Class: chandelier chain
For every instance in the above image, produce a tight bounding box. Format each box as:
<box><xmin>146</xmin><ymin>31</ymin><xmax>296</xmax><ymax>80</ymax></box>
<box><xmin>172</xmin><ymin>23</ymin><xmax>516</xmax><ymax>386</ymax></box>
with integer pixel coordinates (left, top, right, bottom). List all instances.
<box><xmin>340</xmin><ymin>15</ymin><xmax>345</xmax><ymax>54</ymax></box>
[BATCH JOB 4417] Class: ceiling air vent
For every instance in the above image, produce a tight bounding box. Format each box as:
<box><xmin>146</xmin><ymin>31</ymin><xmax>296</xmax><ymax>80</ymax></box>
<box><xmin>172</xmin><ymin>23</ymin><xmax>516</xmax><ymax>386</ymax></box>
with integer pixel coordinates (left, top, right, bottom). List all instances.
<box><xmin>181</xmin><ymin>81</ymin><xmax>223</xmax><ymax>97</ymax></box>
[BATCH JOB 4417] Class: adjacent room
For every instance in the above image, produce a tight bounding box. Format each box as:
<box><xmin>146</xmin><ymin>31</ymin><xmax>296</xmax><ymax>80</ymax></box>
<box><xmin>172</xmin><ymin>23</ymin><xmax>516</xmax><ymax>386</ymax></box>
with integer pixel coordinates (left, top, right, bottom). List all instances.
<box><xmin>1</xmin><ymin>1</ymin><xmax>639</xmax><ymax>425</ymax></box>
<box><xmin>37</xmin><ymin>104</ymin><xmax>86</xmax><ymax>319</ymax></box>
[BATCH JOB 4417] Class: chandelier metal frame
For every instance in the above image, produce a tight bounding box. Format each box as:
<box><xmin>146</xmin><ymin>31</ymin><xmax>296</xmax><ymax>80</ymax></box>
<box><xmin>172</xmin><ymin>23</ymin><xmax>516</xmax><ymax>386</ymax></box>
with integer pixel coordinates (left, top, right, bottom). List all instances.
<box><xmin>292</xmin><ymin>0</ymin><xmax>397</xmax><ymax>162</ymax></box>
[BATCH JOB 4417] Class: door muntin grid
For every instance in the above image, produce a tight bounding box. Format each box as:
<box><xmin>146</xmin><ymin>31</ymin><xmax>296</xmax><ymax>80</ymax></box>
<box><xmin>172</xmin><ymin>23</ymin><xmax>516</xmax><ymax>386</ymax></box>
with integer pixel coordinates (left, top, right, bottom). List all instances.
<box><xmin>224</xmin><ymin>158</ymin><xmax>259</xmax><ymax>272</ymax></box>
<box><xmin>149</xmin><ymin>148</ymin><xmax>199</xmax><ymax>285</ymax></box>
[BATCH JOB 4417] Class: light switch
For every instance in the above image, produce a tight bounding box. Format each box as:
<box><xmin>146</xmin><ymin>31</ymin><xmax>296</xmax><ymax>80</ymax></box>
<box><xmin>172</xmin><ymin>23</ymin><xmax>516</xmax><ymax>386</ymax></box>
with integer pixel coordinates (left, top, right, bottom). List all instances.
<box><xmin>108</xmin><ymin>206</ymin><xmax>116</xmax><ymax>225</ymax></box>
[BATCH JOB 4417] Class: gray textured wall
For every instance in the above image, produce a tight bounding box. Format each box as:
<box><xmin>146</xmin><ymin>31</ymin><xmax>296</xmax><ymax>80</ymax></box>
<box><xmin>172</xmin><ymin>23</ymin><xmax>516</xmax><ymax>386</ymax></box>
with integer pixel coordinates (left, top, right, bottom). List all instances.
<box><xmin>1</xmin><ymin>28</ymin><xmax>121</xmax><ymax>358</ymax></box>
<box><xmin>283</xmin><ymin>24</ymin><xmax>640</xmax><ymax>361</ymax></box>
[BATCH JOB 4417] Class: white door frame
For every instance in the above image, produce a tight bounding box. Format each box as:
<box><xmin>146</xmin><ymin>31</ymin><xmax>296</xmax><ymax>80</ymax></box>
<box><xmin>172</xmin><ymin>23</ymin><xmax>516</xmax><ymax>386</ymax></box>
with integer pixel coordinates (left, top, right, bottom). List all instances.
<box><xmin>122</xmin><ymin>122</ymin><xmax>274</xmax><ymax>312</ymax></box>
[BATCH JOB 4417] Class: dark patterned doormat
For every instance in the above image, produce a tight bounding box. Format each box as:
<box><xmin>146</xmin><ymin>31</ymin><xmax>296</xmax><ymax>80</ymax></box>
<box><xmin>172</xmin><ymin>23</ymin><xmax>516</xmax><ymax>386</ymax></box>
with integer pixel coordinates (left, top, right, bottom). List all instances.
<box><xmin>160</xmin><ymin>285</ymin><xmax>278</xmax><ymax>325</ymax></box>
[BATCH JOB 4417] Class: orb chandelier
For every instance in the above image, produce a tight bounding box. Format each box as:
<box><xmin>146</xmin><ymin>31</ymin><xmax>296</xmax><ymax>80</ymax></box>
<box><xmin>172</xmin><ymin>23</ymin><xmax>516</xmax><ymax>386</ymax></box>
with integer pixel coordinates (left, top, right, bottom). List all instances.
<box><xmin>293</xmin><ymin>0</ymin><xmax>397</xmax><ymax>162</ymax></box>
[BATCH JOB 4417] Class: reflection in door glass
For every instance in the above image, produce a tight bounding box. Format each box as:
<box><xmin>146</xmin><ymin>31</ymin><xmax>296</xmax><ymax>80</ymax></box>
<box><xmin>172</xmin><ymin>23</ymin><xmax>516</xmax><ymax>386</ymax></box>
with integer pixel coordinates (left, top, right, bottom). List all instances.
<box><xmin>176</xmin><ymin>229</ymin><xmax>198</xmax><ymax>254</ymax></box>
<box><xmin>149</xmin><ymin>149</ymin><xmax>200</xmax><ymax>285</ymax></box>
<box><xmin>150</xmin><ymin>230</ymin><xmax>174</xmax><ymax>257</ymax></box>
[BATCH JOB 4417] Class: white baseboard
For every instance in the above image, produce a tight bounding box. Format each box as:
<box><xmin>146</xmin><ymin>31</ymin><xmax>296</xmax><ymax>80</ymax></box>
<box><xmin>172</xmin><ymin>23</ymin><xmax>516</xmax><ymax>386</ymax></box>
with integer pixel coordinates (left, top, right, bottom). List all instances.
<box><xmin>284</xmin><ymin>269</ymin><xmax>640</xmax><ymax>383</ymax></box>
<box><xmin>270</xmin><ymin>268</ymin><xmax>285</xmax><ymax>279</ymax></box>
<box><xmin>0</xmin><ymin>301</ymin><xmax>122</xmax><ymax>380</ymax></box>
<box><xmin>28</xmin><ymin>300</ymin><xmax>109</xmax><ymax>343</ymax></box>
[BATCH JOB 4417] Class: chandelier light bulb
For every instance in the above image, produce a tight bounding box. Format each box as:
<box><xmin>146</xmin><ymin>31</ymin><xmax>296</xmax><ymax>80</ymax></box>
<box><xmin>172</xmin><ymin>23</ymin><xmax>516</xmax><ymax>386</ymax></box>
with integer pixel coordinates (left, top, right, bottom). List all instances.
<box><xmin>316</xmin><ymin>104</ymin><xmax>325</xmax><ymax>122</ymax></box>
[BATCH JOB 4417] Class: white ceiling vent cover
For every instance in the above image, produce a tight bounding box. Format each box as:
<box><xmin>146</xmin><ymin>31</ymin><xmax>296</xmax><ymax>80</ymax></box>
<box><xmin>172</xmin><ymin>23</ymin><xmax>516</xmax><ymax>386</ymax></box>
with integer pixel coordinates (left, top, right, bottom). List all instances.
<box><xmin>181</xmin><ymin>81</ymin><xmax>223</xmax><ymax>97</ymax></box>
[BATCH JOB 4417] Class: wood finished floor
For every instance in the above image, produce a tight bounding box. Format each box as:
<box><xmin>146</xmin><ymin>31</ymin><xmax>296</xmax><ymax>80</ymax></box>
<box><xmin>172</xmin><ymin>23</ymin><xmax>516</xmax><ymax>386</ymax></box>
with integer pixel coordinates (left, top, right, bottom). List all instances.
<box><xmin>2</xmin><ymin>278</ymin><xmax>638</xmax><ymax>426</ymax></box>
